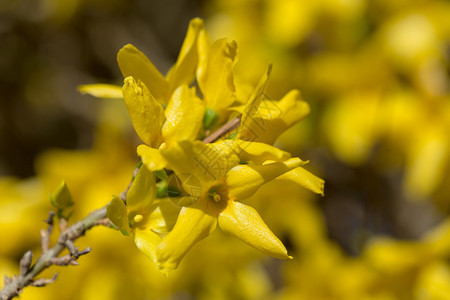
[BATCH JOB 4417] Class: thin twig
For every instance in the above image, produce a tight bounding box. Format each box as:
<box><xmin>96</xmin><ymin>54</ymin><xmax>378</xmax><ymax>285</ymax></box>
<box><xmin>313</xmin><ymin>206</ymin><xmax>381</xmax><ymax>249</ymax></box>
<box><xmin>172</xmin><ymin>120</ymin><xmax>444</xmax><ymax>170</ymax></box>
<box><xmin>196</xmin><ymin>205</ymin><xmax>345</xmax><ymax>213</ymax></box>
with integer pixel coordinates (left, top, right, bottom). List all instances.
<box><xmin>0</xmin><ymin>173</ymin><xmax>136</xmax><ymax>300</ymax></box>
<box><xmin>203</xmin><ymin>116</ymin><xmax>241</xmax><ymax>144</ymax></box>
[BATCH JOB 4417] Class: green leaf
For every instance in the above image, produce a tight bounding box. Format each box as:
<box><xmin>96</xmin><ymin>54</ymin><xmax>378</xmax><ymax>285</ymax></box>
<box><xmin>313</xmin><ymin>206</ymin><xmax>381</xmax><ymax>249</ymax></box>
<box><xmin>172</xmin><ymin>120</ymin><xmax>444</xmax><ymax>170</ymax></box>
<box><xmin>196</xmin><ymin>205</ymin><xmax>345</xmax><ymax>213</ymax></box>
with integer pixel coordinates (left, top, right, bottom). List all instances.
<box><xmin>107</xmin><ymin>197</ymin><xmax>131</xmax><ymax>235</ymax></box>
<box><xmin>50</xmin><ymin>180</ymin><xmax>74</xmax><ymax>210</ymax></box>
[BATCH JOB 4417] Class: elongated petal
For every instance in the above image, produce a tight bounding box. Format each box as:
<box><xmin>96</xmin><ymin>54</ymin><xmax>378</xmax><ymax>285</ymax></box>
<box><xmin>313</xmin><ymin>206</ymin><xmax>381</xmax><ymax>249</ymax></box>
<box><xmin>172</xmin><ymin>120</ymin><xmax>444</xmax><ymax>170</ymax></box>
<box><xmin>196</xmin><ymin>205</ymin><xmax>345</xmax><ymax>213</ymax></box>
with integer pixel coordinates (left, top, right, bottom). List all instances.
<box><xmin>276</xmin><ymin>167</ymin><xmax>325</xmax><ymax>196</ymax></box>
<box><xmin>226</xmin><ymin>158</ymin><xmax>305</xmax><ymax>200</ymax></box>
<box><xmin>117</xmin><ymin>44</ymin><xmax>169</xmax><ymax>103</ymax></box>
<box><xmin>134</xmin><ymin>229</ymin><xmax>162</xmax><ymax>263</ymax></box>
<box><xmin>239</xmin><ymin>65</ymin><xmax>272</xmax><ymax>139</ymax></box>
<box><xmin>198</xmin><ymin>38</ymin><xmax>238</xmax><ymax>117</ymax></box>
<box><xmin>156</xmin><ymin>196</ymin><xmax>217</xmax><ymax>273</ymax></box>
<box><xmin>137</xmin><ymin>144</ymin><xmax>167</xmax><ymax>171</ymax></box>
<box><xmin>236</xmin><ymin>139</ymin><xmax>291</xmax><ymax>164</ymax></box>
<box><xmin>240</xmin><ymin>90</ymin><xmax>310</xmax><ymax>144</ymax></box>
<box><xmin>107</xmin><ymin>196</ymin><xmax>131</xmax><ymax>235</ymax></box>
<box><xmin>77</xmin><ymin>84</ymin><xmax>123</xmax><ymax>99</ymax></box>
<box><xmin>126</xmin><ymin>164</ymin><xmax>156</xmax><ymax>215</ymax></box>
<box><xmin>122</xmin><ymin>77</ymin><xmax>165</xmax><ymax>147</ymax></box>
<box><xmin>145</xmin><ymin>199</ymin><xmax>181</xmax><ymax>234</ymax></box>
<box><xmin>162</xmin><ymin>85</ymin><xmax>205</xmax><ymax>142</ymax></box>
<box><xmin>218</xmin><ymin>201</ymin><xmax>291</xmax><ymax>259</ymax></box>
<box><xmin>166</xmin><ymin>18</ymin><xmax>205</xmax><ymax>91</ymax></box>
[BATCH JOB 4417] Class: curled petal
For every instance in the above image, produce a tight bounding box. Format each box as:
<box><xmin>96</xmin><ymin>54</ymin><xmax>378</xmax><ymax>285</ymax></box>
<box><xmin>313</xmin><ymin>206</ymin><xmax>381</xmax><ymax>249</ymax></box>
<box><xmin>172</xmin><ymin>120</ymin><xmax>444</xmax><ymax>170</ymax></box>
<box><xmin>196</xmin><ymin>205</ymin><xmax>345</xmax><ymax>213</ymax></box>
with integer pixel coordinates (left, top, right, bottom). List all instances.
<box><xmin>218</xmin><ymin>201</ymin><xmax>291</xmax><ymax>259</ymax></box>
<box><xmin>226</xmin><ymin>158</ymin><xmax>306</xmax><ymax>200</ymax></box>
<box><xmin>107</xmin><ymin>197</ymin><xmax>131</xmax><ymax>235</ymax></box>
<box><xmin>77</xmin><ymin>84</ymin><xmax>123</xmax><ymax>99</ymax></box>
<box><xmin>134</xmin><ymin>229</ymin><xmax>162</xmax><ymax>263</ymax></box>
<box><xmin>276</xmin><ymin>167</ymin><xmax>325</xmax><ymax>196</ymax></box>
<box><xmin>162</xmin><ymin>85</ymin><xmax>205</xmax><ymax>142</ymax></box>
<box><xmin>117</xmin><ymin>44</ymin><xmax>169</xmax><ymax>103</ymax></box>
<box><xmin>122</xmin><ymin>77</ymin><xmax>165</xmax><ymax>147</ymax></box>
<box><xmin>167</xmin><ymin>18</ymin><xmax>205</xmax><ymax>91</ymax></box>
<box><xmin>126</xmin><ymin>164</ymin><xmax>156</xmax><ymax>215</ymax></box>
<box><xmin>156</xmin><ymin>197</ymin><xmax>217</xmax><ymax>273</ymax></box>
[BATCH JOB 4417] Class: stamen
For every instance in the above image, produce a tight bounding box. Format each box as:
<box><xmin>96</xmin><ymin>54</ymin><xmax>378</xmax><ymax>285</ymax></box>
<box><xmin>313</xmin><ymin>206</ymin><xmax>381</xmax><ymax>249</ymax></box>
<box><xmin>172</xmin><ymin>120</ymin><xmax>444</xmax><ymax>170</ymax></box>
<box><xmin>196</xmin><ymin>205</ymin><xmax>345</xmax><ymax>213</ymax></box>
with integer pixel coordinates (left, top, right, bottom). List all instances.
<box><xmin>133</xmin><ymin>214</ymin><xmax>144</xmax><ymax>223</ymax></box>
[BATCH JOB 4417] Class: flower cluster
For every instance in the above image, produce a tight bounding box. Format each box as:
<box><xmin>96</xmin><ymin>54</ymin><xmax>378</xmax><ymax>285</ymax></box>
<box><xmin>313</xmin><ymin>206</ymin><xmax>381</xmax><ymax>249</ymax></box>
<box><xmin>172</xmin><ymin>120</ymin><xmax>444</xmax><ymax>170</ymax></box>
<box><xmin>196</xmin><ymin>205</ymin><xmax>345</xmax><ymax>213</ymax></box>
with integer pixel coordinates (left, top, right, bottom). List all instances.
<box><xmin>80</xmin><ymin>18</ymin><xmax>324</xmax><ymax>274</ymax></box>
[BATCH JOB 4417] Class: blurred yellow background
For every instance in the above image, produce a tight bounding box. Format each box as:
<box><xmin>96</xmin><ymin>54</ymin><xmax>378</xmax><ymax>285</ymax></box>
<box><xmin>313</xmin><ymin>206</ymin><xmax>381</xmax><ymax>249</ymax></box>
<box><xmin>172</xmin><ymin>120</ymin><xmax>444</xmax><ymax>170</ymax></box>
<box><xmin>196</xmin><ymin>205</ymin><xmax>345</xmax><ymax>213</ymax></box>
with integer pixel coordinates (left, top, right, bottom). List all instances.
<box><xmin>1</xmin><ymin>0</ymin><xmax>450</xmax><ymax>299</ymax></box>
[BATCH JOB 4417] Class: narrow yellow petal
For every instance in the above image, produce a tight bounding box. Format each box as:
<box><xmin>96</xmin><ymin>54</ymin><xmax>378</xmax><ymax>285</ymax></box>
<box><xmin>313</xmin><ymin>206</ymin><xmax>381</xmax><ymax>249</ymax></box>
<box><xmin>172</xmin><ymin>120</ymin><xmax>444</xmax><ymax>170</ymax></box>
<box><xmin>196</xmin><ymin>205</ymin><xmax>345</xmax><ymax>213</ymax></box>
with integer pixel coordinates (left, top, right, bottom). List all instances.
<box><xmin>226</xmin><ymin>157</ymin><xmax>305</xmax><ymax>200</ymax></box>
<box><xmin>240</xmin><ymin>90</ymin><xmax>310</xmax><ymax>144</ymax></box>
<box><xmin>156</xmin><ymin>196</ymin><xmax>217</xmax><ymax>272</ymax></box>
<box><xmin>126</xmin><ymin>163</ymin><xmax>156</xmax><ymax>215</ymax></box>
<box><xmin>122</xmin><ymin>76</ymin><xmax>165</xmax><ymax>147</ymax></box>
<box><xmin>134</xmin><ymin>229</ymin><xmax>162</xmax><ymax>263</ymax></box>
<box><xmin>162</xmin><ymin>85</ymin><xmax>205</xmax><ymax>142</ymax></box>
<box><xmin>239</xmin><ymin>65</ymin><xmax>272</xmax><ymax>139</ymax></box>
<box><xmin>137</xmin><ymin>144</ymin><xmax>167</xmax><ymax>171</ymax></box>
<box><xmin>198</xmin><ymin>38</ymin><xmax>238</xmax><ymax>118</ymax></box>
<box><xmin>77</xmin><ymin>84</ymin><xmax>123</xmax><ymax>99</ymax></box>
<box><xmin>218</xmin><ymin>201</ymin><xmax>291</xmax><ymax>259</ymax></box>
<box><xmin>166</xmin><ymin>18</ymin><xmax>205</xmax><ymax>91</ymax></box>
<box><xmin>106</xmin><ymin>196</ymin><xmax>131</xmax><ymax>235</ymax></box>
<box><xmin>276</xmin><ymin>167</ymin><xmax>325</xmax><ymax>196</ymax></box>
<box><xmin>117</xmin><ymin>44</ymin><xmax>169</xmax><ymax>103</ymax></box>
<box><xmin>236</xmin><ymin>139</ymin><xmax>291</xmax><ymax>164</ymax></box>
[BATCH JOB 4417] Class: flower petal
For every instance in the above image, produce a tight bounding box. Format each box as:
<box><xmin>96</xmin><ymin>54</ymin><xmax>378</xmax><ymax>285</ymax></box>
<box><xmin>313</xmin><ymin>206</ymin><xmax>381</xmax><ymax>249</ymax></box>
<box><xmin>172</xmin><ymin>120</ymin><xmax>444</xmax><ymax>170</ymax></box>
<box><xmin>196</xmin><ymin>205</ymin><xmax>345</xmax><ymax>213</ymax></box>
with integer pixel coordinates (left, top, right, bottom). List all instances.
<box><xmin>134</xmin><ymin>229</ymin><xmax>162</xmax><ymax>263</ymax></box>
<box><xmin>156</xmin><ymin>196</ymin><xmax>217</xmax><ymax>272</ymax></box>
<box><xmin>276</xmin><ymin>167</ymin><xmax>325</xmax><ymax>196</ymax></box>
<box><xmin>166</xmin><ymin>18</ymin><xmax>205</xmax><ymax>91</ymax></box>
<box><xmin>226</xmin><ymin>157</ymin><xmax>306</xmax><ymax>199</ymax></box>
<box><xmin>162</xmin><ymin>85</ymin><xmax>205</xmax><ymax>142</ymax></box>
<box><xmin>117</xmin><ymin>44</ymin><xmax>169</xmax><ymax>103</ymax></box>
<box><xmin>107</xmin><ymin>196</ymin><xmax>131</xmax><ymax>235</ymax></box>
<box><xmin>240</xmin><ymin>90</ymin><xmax>310</xmax><ymax>144</ymax></box>
<box><xmin>198</xmin><ymin>38</ymin><xmax>238</xmax><ymax>118</ymax></box>
<box><xmin>137</xmin><ymin>144</ymin><xmax>167</xmax><ymax>171</ymax></box>
<box><xmin>218</xmin><ymin>201</ymin><xmax>291</xmax><ymax>259</ymax></box>
<box><xmin>122</xmin><ymin>77</ymin><xmax>165</xmax><ymax>147</ymax></box>
<box><xmin>236</xmin><ymin>139</ymin><xmax>291</xmax><ymax>164</ymax></box>
<box><xmin>126</xmin><ymin>163</ymin><xmax>156</xmax><ymax>216</ymax></box>
<box><xmin>77</xmin><ymin>84</ymin><xmax>123</xmax><ymax>99</ymax></box>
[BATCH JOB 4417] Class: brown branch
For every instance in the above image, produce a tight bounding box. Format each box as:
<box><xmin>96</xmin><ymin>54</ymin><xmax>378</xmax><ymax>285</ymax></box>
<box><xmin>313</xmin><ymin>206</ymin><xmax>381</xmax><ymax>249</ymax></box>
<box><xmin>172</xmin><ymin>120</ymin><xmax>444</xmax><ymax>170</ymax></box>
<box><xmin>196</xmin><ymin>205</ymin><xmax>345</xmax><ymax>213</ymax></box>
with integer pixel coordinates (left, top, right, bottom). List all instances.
<box><xmin>203</xmin><ymin>116</ymin><xmax>241</xmax><ymax>144</ymax></box>
<box><xmin>0</xmin><ymin>170</ymin><xmax>137</xmax><ymax>300</ymax></box>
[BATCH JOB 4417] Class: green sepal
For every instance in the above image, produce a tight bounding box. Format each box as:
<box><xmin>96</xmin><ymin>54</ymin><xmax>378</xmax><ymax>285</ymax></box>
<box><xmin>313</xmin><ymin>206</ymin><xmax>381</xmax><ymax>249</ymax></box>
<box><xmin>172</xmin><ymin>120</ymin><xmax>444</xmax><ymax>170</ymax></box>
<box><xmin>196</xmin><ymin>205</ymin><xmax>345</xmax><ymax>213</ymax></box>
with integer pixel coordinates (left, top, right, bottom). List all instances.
<box><xmin>50</xmin><ymin>180</ymin><xmax>74</xmax><ymax>210</ymax></box>
<box><xmin>203</xmin><ymin>107</ymin><xmax>219</xmax><ymax>130</ymax></box>
<box><xmin>107</xmin><ymin>196</ymin><xmax>131</xmax><ymax>236</ymax></box>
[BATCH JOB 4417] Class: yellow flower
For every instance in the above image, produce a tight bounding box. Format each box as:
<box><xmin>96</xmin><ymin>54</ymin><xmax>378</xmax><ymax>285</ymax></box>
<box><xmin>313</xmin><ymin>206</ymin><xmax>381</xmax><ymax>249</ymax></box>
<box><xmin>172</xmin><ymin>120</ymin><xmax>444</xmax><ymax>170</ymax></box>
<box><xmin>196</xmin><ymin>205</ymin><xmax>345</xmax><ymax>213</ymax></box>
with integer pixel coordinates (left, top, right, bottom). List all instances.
<box><xmin>155</xmin><ymin>139</ymin><xmax>306</xmax><ymax>273</ymax></box>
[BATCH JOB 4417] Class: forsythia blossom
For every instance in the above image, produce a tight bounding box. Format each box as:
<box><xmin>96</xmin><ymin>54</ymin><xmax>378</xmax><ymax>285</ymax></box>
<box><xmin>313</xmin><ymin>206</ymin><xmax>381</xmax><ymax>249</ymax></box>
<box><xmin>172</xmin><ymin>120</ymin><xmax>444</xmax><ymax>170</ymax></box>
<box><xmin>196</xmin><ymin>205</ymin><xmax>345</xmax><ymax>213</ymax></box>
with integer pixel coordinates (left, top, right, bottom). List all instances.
<box><xmin>80</xmin><ymin>18</ymin><xmax>324</xmax><ymax>274</ymax></box>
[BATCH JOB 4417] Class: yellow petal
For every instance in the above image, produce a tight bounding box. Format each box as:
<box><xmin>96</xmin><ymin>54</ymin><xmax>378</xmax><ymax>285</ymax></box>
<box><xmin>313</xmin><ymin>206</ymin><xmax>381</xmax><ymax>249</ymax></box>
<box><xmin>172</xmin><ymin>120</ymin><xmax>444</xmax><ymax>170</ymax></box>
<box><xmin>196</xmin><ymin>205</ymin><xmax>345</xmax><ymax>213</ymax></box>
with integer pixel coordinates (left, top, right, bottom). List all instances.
<box><xmin>77</xmin><ymin>84</ymin><xmax>123</xmax><ymax>99</ymax></box>
<box><xmin>126</xmin><ymin>164</ymin><xmax>156</xmax><ymax>216</ymax></box>
<box><xmin>218</xmin><ymin>201</ymin><xmax>291</xmax><ymax>259</ymax></box>
<box><xmin>276</xmin><ymin>167</ymin><xmax>325</xmax><ymax>196</ymax></box>
<box><xmin>226</xmin><ymin>158</ymin><xmax>305</xmax><ymax>199</ymax></box>
<box><xmin>240</xmin><ymin>90</ymin><xmax>310</xmax><ymax>144</ymax></box>
<box><xmin>239</xmin><ymin>65</ymin><xmax>272</xmax><ymax>139</ymax></box>
<box><xmin>236</xmin><ymin>139</ymin><xmax>291</xmax><ymax>164</ymax></box>
<box><xmin>117</xmin><ymin>44</ymin><xmax>169</xmax><ymax>103</ymax></box>
<box><xmin>107</xmin><ymin>196</ymin><xmax>131</xmax><ymax>235</ymax></box>
<box><xmin>137</xmin><ymin>144</ymin><xmax>167</xmax><ymax>171</ymax></box>
<box><xmin>134</xmin><ymin>229</ymin><xmax>162</xmax><ymax>263</ymax></box>
<box><xmin>162</xmin><ymin>85</ymin><xmax>205</xmax><ymax>142</ymax></box>
<box><xmin>166</xmin><ymin>18</ymin><xmax>205</xmax><ymax>91</ymax></box>
<box><xmin>122</xmin><ymin>76</ymin><xmax>165</xmax><ymax>147</ymax></box>
<box><xmin>156</xmin><ymin>196</ymin><xmax>217</xmax><ymax>272</ymax></box>
<box><xmin>198</xmin><ymin>38</ymin><xmax>238</xmax><ymax>117</ymax></box>
<box><xmin>160</xmin><ymin>140</ymin><xmax>238</xmax><ymax>189</ymax></box>
<box><xmin>145</xmin><ymin>199</ymin><xmax>180</xmax><ymax>234</ymax></box>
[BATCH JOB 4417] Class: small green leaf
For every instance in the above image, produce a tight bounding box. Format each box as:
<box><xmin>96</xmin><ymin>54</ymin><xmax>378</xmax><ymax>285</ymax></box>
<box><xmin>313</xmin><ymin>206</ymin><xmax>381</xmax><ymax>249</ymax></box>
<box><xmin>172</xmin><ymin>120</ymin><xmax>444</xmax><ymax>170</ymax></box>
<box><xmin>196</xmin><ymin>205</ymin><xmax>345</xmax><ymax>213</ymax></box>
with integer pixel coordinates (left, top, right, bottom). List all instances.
<box><xmin>203</xmin><ymin>107</ymin><xmax>219</xmax><ymax>130</ymax></box>
<box><xmin>107</xmin><ymin>197</ymin><xmax>131</xmax><ymax>235</ymax></box>
<box><xmin>50</xmin><ymin>180</ymin><xmax>74</xmax><ymax>210</ymax></box>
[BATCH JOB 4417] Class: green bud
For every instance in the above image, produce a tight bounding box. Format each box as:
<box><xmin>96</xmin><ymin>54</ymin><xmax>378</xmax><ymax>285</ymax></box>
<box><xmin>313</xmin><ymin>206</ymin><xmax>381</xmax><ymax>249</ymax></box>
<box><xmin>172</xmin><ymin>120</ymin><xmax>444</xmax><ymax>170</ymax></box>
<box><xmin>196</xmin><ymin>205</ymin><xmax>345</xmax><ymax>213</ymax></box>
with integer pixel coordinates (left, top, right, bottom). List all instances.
<box><xmin>50</xmin><ymin>180</ymin><xmax>74</xmax><ymax>210</ymax></box>
<box><xmin>203</xmin><ymin>107</ymin><xmax>219</xmax><ymax>130</ymax></box>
